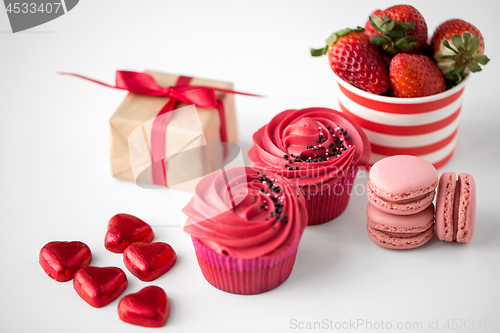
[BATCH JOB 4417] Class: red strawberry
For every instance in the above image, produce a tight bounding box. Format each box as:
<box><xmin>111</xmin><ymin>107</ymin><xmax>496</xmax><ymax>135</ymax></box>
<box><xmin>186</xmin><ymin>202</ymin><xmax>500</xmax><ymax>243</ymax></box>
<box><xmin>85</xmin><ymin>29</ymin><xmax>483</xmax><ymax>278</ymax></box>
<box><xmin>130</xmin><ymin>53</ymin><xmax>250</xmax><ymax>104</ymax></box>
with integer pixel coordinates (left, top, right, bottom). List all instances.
<box><xmin>389</xmin><ymin>54</ymin><xmax>446</xmax><ymax>98</ymax></box>
<box><xmin>311</xmin><ymin>27</ymin><xmax>389</xmax><ymax>95</ymax></box>
<box><xmin>431</xmin><ymin>19</ymin><xmax>489</xmax><ymax>84</ymax></box>
<box><xmin>366</xmin><ymin>4</ymin><xmax>428</xmax><ymax>55</ymax></box>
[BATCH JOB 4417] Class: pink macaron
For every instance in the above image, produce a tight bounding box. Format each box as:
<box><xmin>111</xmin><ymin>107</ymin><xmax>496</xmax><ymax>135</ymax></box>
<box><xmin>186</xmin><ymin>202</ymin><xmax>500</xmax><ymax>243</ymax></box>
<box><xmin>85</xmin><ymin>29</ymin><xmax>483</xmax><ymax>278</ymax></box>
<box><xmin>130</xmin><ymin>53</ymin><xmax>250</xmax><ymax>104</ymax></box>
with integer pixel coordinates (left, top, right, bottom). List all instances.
<box><xmin>366</xmin><ymin>203</ymin><xmax>435</xmax><ymax>250</ymax></box>
<box><xmin>367</xmin><ymin>155</ymin><xmax>438</xmax><ymax>215</ymax></box>
<box><xmin>435</xmin><ymin>172</ymin><xmax>476</xmax><ymax>243</ymax></box>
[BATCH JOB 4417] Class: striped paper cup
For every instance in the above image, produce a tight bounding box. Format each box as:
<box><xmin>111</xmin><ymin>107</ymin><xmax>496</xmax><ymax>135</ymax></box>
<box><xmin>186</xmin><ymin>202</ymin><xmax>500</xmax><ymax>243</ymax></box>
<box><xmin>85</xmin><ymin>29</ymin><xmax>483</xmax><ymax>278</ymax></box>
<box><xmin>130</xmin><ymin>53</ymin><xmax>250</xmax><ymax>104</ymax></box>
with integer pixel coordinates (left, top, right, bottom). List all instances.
<box><xmin>334</xmin><ymin>73</ymin><xmax>468</xmax><ymax>169</ymax></box>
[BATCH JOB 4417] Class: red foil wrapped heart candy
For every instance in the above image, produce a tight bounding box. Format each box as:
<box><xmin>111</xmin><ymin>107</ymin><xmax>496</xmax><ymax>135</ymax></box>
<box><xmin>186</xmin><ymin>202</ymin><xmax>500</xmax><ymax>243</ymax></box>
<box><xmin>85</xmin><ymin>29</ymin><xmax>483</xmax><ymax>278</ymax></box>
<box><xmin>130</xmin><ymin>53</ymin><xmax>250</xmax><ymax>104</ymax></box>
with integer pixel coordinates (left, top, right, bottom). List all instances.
<box><xmin>118</xmin><ymin>286</ymin><xmax>170</xmax><ymax>327</ymax></box>
<box><xmin>39</xmin><ymin>241</ymin><xmax>92</xmax><ymax>282</ymax></box>
<box><xmin>123</xmin><ymin>242</ymin><xmax>177</xmax><ymax>281</ymax></box>
<box><xmin>73</xmin><ymin>266</ymin><xmax>128</xmax><ymax>308</ymax></box>
<box><xmin>104</xmin><ymin>213</ymin><xmax>154</xmax><ymax>253</ymax></box>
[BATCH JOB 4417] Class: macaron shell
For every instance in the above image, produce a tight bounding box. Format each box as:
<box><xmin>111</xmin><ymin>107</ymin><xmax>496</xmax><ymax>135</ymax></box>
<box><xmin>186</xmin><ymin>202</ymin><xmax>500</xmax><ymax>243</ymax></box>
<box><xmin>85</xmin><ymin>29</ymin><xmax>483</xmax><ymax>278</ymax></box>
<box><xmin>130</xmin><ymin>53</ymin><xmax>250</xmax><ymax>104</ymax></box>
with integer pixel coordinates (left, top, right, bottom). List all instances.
<box><xmin>366</xmin><ymin>203</ymin><xmax>435</xmax><ymax>233</ymax></box>
<box><xmin>367</xmin><ymin>180</ymin><xmax>435</xmax><ymax>215</ymax></box>
<box><xmin>367</xmin><ymin>223</ymin><xmax>434</xmax><ymax>250</ymax></box>
<box><xmin>435</xmin><ymin>172</ymin><xmax>476</xmax><ymax>243</ymax></box>
<box><xmin>435</xmin><ymin>172</ymin><xmax>456</xmax><ymax>242</ymax></box>
<box><xmin>455</xmin><ymin>173</ymin><xmax>476</xmax><ymax>243</ymax></box>
<box><xmin>369</xmin><ymin>155</ymin><xmax>438</xmax><ymax>201</ymax></box>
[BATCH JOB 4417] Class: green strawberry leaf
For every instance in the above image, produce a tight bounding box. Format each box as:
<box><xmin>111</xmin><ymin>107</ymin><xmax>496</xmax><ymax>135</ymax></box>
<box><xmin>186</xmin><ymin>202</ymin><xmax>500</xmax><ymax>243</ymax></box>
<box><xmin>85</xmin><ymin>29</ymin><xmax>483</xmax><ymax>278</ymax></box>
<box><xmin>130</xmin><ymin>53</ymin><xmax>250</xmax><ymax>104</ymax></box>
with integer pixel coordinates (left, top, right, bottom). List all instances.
<box><xmin>444</xmin><ymin>71</ymin><xmax>455</xmax><ymax>81</ymax></box>
<box><xmin>312</xmin><ymin>27</ymin><xmax>364</xmax><ymax>58</ymax></box>
<box><xmin>336</xmin><ymin>28</ymin><xmax>352</xmax><ymax>37</ymax></box>
<box><xmin>388</xmin><ymin>30</ymin><xmax>404</xmax><ymax>38</ymax></box>
<box><xmin>473</xmin><ymin>55</ymin><xmax>490</xmax><ymax>65</ymax></box>
<box><xmin>468</xmin><ymin>62</ymin><xmax>482</xmax><ymax>72</ymax></box>
<box><xmin>310</xmin><ymin>47</ymin><xmax>327</xmax><ymax>57</ymax></box>
<box><xmin>463</xmin><ymin>32</ymin><xmax>471</xmax><ymax>50</ymax></box>
<box><xmin>469</xmin><ymin>35</ymin><xmax>480</xmax><ymax>55</ymax></box>
<box><xmin>369</xmin><ymin>15</ymin><xmax>386</xmax><ymax>33</ymax></box>
<box><xmin>445</xmin><ymin>69</ymin><xmax>462</xmax><ymax>83</ymax></box>
<box><xmin>452</xmin><ymin>35</ymin><xmax>463</xmax><ymax>51</ymax></box>
<box><xmin>435</xmin><ymin>55</ymin><xmax>456</xmax><ymax>59</ymax></box>
<box><xmin>386</xmin><ymin>20</ymin><xmax>396</xmax><ymax>32</ymax></box>
<box><xmin>395</xmin><ymin>35</ymin><xmax>417</xmax><ymax>50</ymax></box>
<box><xmin>398</xmin><ymin>21</ymin><xmax>415</xmax><ymax>30</ymax></box>
<box><xmin>442</xmin><ymin>40</ymin><xmax>458</xmax><ymax>53</ymax></box>
<box><xmin>325</xmin><ymin>27</ymin><xmax>364</xmax><ymax>46</ymax></box>
<box><xmin>370</xmin><ymin>35</ymin><xmax>391</xmax><ymax>46</ymax></box>
<box><xmin>385</xmin><ymin>44</ymin><xmax>399</xmax><ymax>56</ymax></box>
<box><xmin>326</xmin><ymin>33</ymin><xmax>337</xmax><ymax>46</ymax></box>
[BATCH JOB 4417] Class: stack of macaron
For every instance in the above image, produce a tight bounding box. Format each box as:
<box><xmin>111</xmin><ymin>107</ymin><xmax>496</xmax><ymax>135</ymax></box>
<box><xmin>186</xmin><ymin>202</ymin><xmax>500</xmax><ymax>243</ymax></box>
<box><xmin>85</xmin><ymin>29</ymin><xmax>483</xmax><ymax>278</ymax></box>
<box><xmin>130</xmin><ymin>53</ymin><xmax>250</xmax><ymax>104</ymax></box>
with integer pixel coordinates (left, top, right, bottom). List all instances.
<box><xmin>366</xmin><ymin>155</ymin><xmax>438</xmax><ymax>249</ymax></box>
<box><xmin>366</xmin><ymin>155</ymin><xmax>477</xmax><ymax>249</ymax></box>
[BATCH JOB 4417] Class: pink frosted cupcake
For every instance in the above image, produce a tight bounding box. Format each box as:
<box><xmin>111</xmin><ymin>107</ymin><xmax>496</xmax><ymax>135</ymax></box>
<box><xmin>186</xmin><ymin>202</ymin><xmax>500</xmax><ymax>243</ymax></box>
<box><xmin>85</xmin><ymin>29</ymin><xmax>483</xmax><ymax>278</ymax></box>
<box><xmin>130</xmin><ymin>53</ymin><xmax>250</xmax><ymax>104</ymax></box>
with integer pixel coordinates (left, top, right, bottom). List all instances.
<box><xmin>182</xmin><ymin>166</ymin><xmax>307</xmax><ymax>295</ymax></box>
<box><xmin>248</xmin><ymin>107</ymin><xmax>371</xmax><ymax>225</ymax></box>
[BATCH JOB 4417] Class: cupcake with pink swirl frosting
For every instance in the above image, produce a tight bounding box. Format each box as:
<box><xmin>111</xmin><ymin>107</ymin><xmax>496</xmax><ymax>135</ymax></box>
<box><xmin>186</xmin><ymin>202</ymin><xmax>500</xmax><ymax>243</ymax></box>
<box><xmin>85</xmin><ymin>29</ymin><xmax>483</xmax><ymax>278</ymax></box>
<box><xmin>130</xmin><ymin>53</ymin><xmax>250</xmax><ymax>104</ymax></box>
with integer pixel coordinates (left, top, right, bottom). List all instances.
<box><xmin>183</xmin><ymin>166</ymin><xmax>307</xmax><ymax>295</ymax></box>
<box><xmin>248</xmin><ymin>108</ymin><xmax>371</xmax><ymax>225</ymax></box>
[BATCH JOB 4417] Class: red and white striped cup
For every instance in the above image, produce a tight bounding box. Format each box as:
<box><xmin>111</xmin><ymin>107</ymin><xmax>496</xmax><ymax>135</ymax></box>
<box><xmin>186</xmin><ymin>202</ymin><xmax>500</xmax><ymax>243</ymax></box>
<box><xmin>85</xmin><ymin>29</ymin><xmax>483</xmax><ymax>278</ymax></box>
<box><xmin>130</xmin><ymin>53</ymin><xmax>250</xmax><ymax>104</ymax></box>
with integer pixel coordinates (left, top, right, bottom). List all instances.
<box><xmin>334</xmin><ymin>73</ymin><xmax>468</xmax><ymax>169</ymax></box>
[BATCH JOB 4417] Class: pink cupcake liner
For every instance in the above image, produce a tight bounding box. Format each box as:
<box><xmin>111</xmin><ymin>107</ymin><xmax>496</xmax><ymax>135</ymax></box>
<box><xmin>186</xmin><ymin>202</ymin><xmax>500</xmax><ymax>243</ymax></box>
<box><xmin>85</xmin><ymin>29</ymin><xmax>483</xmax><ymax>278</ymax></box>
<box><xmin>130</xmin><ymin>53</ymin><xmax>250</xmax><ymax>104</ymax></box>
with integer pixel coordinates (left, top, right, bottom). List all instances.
<box><xmin>301</xmin><ymin>168</ymin><xmax>358</xmax><ymax>225</ymax></box>
<box><xmin>191</xmin><ymin>233</ymin><xmax>303</xmax><ymax>295</ymax></box>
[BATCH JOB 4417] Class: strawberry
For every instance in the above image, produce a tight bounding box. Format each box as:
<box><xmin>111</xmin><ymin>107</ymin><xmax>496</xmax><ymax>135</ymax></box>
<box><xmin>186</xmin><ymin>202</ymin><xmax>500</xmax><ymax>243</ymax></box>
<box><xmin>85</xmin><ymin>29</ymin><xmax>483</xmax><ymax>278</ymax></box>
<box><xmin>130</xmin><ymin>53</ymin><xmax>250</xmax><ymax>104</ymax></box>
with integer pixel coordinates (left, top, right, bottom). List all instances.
<box><xmin>311</xmin><ymin>27</ymin><xmax>389</xmax><ymax>95</ymax></box>
<box><xmin>365</xmin><ymin>4</ymin><xmax>428</xmax><ymax>56</ymax></box>
<box><xmin>389</xmin><ymin>53</ymin><xmax>446</xmax><ymax>98</ymax></box>
<box><xmin>431</xmin><ymin>19</ymin><xmax>489</xmax><ymax>85</ymax></box>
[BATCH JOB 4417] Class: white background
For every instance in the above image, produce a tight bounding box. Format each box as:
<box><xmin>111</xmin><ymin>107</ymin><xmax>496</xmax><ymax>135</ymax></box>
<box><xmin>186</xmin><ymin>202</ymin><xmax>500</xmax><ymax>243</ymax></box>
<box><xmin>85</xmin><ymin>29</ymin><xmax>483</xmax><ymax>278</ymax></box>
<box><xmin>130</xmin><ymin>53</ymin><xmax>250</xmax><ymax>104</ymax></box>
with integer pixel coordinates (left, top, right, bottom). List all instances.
<box><xmin>1</xmin><ymin>1</ymin><xmax>499</xmax><ymax>332</ymax></box>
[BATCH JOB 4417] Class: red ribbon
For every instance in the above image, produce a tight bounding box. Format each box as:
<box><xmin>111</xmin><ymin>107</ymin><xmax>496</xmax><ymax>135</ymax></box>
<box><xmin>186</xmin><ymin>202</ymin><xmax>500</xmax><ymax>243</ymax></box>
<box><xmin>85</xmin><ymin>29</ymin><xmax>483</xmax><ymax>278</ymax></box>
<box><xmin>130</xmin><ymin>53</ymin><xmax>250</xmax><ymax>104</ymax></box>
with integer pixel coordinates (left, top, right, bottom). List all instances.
<box><xmin>61</xmin><ymin>71</ymin><xmax>260</xmax><ymax>187</ymax></box>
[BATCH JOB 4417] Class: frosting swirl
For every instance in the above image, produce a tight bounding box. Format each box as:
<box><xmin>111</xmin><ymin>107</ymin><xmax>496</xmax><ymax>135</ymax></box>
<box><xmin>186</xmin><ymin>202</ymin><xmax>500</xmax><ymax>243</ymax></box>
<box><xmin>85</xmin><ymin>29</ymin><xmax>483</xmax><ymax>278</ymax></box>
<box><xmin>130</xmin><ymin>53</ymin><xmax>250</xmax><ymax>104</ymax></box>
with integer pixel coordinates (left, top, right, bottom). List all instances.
<box><xmin>248</xmin><ymin>108</ymin><xmax>371</xmax><ymax>189</ymax></box>
<box><xmin>182</xmin><ymin>167</ymin><xmax>307</xmax><ymax>259</ymax></box>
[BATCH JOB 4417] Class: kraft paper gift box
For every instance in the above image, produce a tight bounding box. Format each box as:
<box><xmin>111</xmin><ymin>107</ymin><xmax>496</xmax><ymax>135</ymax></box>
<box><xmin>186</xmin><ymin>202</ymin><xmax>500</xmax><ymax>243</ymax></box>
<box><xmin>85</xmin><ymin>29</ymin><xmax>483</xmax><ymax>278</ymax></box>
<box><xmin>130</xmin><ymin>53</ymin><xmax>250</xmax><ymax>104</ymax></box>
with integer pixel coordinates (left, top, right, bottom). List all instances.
<box><xmin>109</xmin><ymin>71</ymin><xmax>238</xmax><ymax>191</ymax></box>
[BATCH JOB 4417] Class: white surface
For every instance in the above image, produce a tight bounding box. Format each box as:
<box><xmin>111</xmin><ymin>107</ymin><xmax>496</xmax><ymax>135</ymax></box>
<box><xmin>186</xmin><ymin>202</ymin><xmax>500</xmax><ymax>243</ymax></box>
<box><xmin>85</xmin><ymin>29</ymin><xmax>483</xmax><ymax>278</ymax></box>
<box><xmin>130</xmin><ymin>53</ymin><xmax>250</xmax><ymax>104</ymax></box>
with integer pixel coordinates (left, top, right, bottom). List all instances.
<box><xmin>1</xmin><ymin>1</ymin><xmax>499</xmax><ymax>332</ymax></box>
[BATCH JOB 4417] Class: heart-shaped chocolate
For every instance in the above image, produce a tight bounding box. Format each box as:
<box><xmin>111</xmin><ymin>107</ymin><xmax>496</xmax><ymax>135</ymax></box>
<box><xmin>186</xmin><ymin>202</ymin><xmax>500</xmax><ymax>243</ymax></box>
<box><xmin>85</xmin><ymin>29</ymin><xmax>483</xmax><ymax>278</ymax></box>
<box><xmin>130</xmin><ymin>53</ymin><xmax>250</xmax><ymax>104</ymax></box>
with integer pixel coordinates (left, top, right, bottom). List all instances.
<box><xmin>39</xmin><ymin>241</ymin><xmax>92</xmax><ymax>282</ymax></box>
<box><xmin>118</xmin><ymin>286</ymin><xmax>170</xmax><ymax>327</ymax></box>
<box><xmin>123</xmin><ymin>242</ymin><xmax>177</xmax><ymax>281</ymax></box>
<box><xmin>73</xmin><ymin>266</ymin><xmax>128</xmax><ymax>308</ymax></box>
<box><xmin>105</xmin><ymin>214</ymin><xmax>154</xmax><ymax>253</ymax></box>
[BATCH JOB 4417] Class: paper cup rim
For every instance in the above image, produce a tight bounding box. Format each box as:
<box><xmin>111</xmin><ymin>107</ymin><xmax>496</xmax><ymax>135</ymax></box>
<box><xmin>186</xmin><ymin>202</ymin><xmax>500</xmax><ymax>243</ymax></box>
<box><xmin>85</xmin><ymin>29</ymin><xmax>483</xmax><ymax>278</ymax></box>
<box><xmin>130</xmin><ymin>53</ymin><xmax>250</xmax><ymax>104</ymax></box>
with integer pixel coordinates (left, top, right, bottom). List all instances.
<box><xmin>333</xmin><ymin>71</ymin><xmax>469</xmax><ymax>104</ymax></box>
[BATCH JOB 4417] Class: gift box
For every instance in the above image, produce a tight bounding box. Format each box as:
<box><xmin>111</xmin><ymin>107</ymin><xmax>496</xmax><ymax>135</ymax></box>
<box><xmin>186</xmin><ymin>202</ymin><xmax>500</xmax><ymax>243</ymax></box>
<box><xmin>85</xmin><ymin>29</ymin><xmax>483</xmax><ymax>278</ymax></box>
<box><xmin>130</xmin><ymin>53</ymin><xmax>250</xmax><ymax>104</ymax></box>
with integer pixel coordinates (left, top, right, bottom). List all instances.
<box><xmin>107</xmin><ymin>71</ymin><xmax>238</xmax><ymax>191</ymax></box>
<box><xmin>333</xmin><ymin>72</ymin><xmax>468</xmax><ymax>169</ymax></box>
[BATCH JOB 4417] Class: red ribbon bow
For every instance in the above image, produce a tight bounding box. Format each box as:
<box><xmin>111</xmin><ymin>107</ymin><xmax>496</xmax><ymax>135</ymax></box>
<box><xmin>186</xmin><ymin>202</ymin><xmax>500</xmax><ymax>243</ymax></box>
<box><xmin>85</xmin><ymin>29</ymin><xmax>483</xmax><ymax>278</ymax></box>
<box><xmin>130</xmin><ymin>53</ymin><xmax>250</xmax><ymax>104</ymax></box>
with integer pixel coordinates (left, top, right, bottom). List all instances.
<box><xmin>61</xmin><ymin>71</ymin><xmax>260</xmax><ymax>186</ymax></box>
